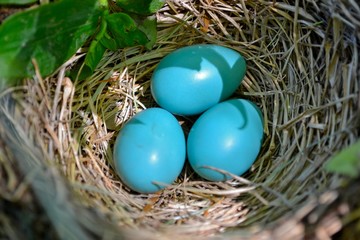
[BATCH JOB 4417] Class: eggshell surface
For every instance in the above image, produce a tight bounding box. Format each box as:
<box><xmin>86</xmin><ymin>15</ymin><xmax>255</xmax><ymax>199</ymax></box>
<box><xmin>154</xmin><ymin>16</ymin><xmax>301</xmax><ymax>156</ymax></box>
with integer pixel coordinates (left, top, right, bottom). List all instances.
<box><xmin>113</xmin><ymin>108</ymin><xmax>186</xmax><ymax>193</ymax></box>
<box><xmin>151</xmin><ymin>44</ymin><xmax>246</xmax><ymax>116</ymax></box>
<box><xmin>187</xmin><ymin>99</ymin><xmax>264</xmax><ymax>181</ymax></box>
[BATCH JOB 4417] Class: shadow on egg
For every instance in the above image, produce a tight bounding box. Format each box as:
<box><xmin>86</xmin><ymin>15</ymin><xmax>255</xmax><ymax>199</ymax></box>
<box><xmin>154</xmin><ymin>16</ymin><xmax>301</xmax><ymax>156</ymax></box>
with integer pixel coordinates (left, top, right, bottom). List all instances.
<box><xmin>155</xmin><ymin>44</ymin><xmax>245</xmax><ymax>101</ymax></box>
<box><xmin>186</xmin><ymin>99</ymin><xmax>264</xmax><ymax>182</ymax></box>
<box><xmin>228</xmin><ymin>100</ymin><xmax>249</xmax><ymax>130</ymax></box>
<box><xmin>151</xmin><ymin>44</ymin><xmax>246</xmax><ymax>116</ymax></box>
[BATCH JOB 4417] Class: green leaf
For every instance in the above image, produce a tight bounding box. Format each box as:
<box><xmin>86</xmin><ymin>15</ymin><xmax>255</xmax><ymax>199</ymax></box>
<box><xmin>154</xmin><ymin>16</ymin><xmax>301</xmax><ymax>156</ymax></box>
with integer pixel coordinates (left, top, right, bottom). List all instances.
<box><xmin>100</xmin><ymin>31</ymin><xmax>118</xmax><ymax>51</ymax></box>
<box><xmin>132</xmin><ymin>15</ymin><xmax>157</xmax><ymax>50</ymax></box>
<box><xmin>116</xmin><ymin>0</ymin><xmax>165</xmax><ymax>15</ymax></box>
<box><xmin>325</xmin><ymin>140</ymin><xmax>360</xmax><ymax>178</ymax></box>
<box><xmin>0</xmin><ymin>0</ymin><xmax>37</xmax><ymax>4</ymax></box>
<box><xmin>98</xmin><ymin>0</ymin><xmax>108</xmax><ymax>8</ymax></box>
<box><xmin>105</xmin><ymin>13</ymin><xmax>148</xmax><ymax>48</ymax></box>
<box><xmin>84</xmin><ymin>15</ymin><xmax>107</xmax><ymax>73</ymax></box>
<box><xmin>84</xmin><ymin>38</ymin><xmax>106</xmax><ymax>73</ymax></box>
<box><xmin>0</xmin><ymin>0</ymin><xmax>103</xmax><ymax>84</ymax></box>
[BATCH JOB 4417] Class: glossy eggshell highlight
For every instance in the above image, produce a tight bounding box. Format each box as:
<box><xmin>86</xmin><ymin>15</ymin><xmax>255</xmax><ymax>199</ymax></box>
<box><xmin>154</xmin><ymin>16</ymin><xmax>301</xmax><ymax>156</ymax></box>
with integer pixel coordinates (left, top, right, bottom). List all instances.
<box><xmin>151</xmin><ymin>44</ymin><xmax>246</xmax><ymax>116</ymax></box>
<box><xmin>113</xmin><ymin>108</ymin><xmax>186</xmax><ymax>193</ymax></box>
<box><xmin>187</xmin><ymin>99</ymin><xmax>264</xmax><ymax>181</ymax></box>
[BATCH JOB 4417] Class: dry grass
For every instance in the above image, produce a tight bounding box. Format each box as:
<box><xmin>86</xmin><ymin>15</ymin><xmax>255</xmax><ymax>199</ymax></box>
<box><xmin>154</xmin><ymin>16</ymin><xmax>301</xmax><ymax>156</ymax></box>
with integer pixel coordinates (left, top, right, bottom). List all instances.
<box><xmin>1</xmin><ymin>0</ymin><xmax>360</xmax><ymax>239</ymax></box>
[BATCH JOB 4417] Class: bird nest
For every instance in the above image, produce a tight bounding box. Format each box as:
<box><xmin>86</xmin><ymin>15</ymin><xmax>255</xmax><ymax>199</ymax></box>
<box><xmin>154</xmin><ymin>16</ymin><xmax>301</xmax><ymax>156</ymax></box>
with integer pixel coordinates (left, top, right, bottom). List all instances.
<box><xmin>1</xmin><ymin>0</ymin><xmax>360</xmax><ymax>239</ymax></box>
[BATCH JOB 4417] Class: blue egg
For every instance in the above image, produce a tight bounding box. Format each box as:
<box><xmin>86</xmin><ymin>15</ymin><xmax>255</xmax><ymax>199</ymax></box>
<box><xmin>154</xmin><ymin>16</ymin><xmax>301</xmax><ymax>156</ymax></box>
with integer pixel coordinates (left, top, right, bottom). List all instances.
<box><xmin>113</xmin><ymin>108</ymin><xmax>186</xmax><ymax>193</ymax></box>
<box><xmin>151</xmin><ymin>44</ymin><xmax>246</xmax><ymax>116</ymax></box>
<box><xmin>187</xmin><ymin>99</ymin><xmax>264</xmax><ymax>181</ymax></box>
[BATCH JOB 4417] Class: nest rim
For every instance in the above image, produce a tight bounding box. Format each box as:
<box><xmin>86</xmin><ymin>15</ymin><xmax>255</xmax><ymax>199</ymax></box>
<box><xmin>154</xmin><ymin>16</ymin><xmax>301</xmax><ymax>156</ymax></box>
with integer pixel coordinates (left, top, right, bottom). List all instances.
<box><xmin>1</xmin><ymin>0</ymin><xmax>360</xmax><ymax>239</ymax></box>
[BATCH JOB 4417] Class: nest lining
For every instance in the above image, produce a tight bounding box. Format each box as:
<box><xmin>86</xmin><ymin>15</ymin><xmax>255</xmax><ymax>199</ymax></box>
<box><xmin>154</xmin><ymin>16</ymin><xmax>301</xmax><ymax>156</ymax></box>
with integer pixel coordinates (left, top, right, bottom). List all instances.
<box><xmin>1</xmin><ymin>0</ymin><xmax>360</xmax><ymax>239</ymax></box>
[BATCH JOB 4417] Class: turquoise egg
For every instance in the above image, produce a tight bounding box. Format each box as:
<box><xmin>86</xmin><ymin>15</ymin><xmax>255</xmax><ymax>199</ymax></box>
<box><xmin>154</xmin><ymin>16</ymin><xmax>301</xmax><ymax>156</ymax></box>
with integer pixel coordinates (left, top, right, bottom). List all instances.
<box><xmin>187</xmin><ymin>99</ymin><xmax>264</xmax><ymax>181</ymax></box>
<box><xmin>151</xmin><ymin>44</ymin><xmax>246</xmax><ymax>116</ymax></box>
<box><xmin>113</xmin><ymin>108</ymin><xmax>186</xmax><ymax>193</ymax></box>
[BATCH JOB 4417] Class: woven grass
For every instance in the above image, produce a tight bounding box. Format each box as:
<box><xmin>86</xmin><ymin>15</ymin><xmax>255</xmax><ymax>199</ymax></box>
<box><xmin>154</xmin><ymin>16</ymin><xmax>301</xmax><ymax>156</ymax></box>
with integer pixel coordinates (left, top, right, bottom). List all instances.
<box><xmin>1</xmin><ymin>0</ymin><xmax>360</xmax><ymax>239</ymax></box>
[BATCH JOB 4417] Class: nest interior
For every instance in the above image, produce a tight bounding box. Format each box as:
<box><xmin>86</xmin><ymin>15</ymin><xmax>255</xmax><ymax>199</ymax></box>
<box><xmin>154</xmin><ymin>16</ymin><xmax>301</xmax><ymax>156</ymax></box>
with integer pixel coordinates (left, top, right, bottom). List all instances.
<box><xmin>1</xmin><ymin>0</ymin><xmax>360</xmax><ymax>239</ymax></box>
